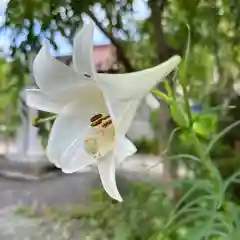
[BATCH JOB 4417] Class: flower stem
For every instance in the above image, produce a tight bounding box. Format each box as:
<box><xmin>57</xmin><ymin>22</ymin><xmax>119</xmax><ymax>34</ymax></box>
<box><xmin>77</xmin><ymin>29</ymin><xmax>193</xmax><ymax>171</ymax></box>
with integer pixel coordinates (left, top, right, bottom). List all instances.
<box><xmin>182</xmin><ymin>85</ymin><xmax>193</xmax><ymax>127</ymax></box>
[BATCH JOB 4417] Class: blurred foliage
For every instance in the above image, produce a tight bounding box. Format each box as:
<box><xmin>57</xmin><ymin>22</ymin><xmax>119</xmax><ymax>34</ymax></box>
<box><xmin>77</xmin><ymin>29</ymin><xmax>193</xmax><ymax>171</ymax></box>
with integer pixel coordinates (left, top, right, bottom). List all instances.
<box><xmin>0</xmin><ymin>58</ymin><xmax>26</xmax><ymax>136</ymax></box>
<box><xmin>134</xmin><ymin>137</ymin><xmax>159</xmax><ymax>155</ymax></box>
<box><xmin>34</xmin><ymin>110</ymin><xmax>55</xmax><ymax>148</ymax></box>
<box><xmin>81</xmin><ymin>181</ymin><xmax>240</xmax><ymax>240</ymax></box>
<box><xmin>16</xmin><ymin>180</ymin><xmax>240</xmax><ymax>239</ymax></box>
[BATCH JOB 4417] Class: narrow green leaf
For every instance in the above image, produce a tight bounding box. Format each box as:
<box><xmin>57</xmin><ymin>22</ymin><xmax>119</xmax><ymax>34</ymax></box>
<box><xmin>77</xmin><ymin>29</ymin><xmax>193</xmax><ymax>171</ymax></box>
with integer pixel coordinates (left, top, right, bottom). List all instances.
<box><xmin>205</xmin><ymin>120</ymin><xmax>240</xmax><ymax>156</ymax></box>
<box><xmin>170</xmin><ymin>101</ymin><xmax>189</xmax><ymax>127</ymax></box>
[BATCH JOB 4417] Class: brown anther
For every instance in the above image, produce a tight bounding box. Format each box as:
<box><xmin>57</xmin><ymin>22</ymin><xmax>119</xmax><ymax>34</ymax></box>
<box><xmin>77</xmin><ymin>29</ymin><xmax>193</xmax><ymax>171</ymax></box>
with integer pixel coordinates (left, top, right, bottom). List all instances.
<box><xmin>102</xmin><ymin>120</ymin><xmax>112</xmax><ymax>128</ymax></box>
<box><xmin>91</xmin><ymin>118</ymin><xmax>103</xmax><ymax>127</ymax></box>
<box><xmin>90</xmin><ymin>114</ymin><xmax>103</xmax><ymax>122</ymax></box>
<box><xmin>101</xmin><ymin>115</ymin><xmax>110</xmax><ymax>121</ymax></box>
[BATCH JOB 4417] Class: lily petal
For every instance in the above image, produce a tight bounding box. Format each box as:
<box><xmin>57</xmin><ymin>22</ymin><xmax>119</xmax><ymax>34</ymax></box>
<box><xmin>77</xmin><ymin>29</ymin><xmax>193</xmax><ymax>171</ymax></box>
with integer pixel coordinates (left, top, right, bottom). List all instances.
<box><xmin>46</xmin><ymin>106</ymin><xmax>88</xmax><ymax>167</ymax></box>
<box><xmin>146</xmin><ymin>93</ymin><xmax>160</xmax><ymax>110</ymax></box>
<box><xmin>73</xmin><ymin>20</ymin><xmax>95</xmax><ymax>77</ymax></box>
<box><xmin>98</xmin><ymin>152</ymin><xmax>123</xmax><ymax>202</ymax></box>
<box><xmin>25</xmin><ymin>89</ymin><xmax>62</xmax><ymax>113</ymax></box>
<box><xmin>33</xmin><ymin>42</ymin><xmax>89</xmax><ymax>95</ymax></box>
<box><xmin>117</xmin><ymin>100</ymin><xmax>141</xmax><ymax>135</ymax></box>
<box><xmin>115</xmin><ymin>136</ymin><xmax>137</xmax><ymax>164</ymax></box>
<box><xmin>105</xmin><ymin>96</ymin><xmax>140</xmax><ymax>135</ymax></box>
<box><xmin>98</xmin><ymin>55</ymin><xmax>181</xmax><ymax>100</ymax></box>
<box><xmin>47</xmin><ymin>84</ymin><xmax>108</xmax><ymax>167</ymax></box>
<box><xmin>60</xmin><ymin>138</ymin><xmax>94</xmax><ymax>173</ymax></box>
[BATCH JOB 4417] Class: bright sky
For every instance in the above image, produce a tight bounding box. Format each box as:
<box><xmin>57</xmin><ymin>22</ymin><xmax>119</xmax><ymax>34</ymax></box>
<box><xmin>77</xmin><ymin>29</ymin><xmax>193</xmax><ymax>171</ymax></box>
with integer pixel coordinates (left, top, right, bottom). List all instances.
<box><xmin>0</xmin><ymin>0</ymin><xmax>149</xmax><ymax>55</ymax></box>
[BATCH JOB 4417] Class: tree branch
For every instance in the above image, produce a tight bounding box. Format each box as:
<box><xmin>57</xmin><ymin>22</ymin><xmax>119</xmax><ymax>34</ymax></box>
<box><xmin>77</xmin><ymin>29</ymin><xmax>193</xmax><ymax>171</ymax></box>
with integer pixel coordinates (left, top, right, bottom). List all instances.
<box><xmin>86</xmin><ymin>10</ymin><xmax>135</xmax><ymax>72</ymax></box>
<box><xmin>148</xmin><ymin>0</ymin><xmax>178</xmax><ymax>62</ymax></box>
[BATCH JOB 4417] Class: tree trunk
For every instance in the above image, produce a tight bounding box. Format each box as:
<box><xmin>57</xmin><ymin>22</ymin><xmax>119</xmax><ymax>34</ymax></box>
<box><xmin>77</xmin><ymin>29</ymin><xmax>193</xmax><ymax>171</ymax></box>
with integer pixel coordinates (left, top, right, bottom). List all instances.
<box><xmin>148</xmin><ymin>0</ymin><xmax>179</xmax><ymax>199</ymax></box>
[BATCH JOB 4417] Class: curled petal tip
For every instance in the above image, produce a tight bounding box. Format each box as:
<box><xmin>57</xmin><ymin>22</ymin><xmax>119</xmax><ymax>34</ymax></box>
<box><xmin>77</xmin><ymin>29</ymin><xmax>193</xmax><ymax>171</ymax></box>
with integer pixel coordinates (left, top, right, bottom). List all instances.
<box><xmin>111</xmin><ymin>193</ymin><xmax>123</xmax><ymax>202</ymax></box>
<box><xmin>169</xmin><ymin>55</ymin><xmax>181</xmax><ymax>65</ymax></box>
<box><xmin>116</xmin><ymin>196</ymin><xmax>124</xmax><ymax>202</ymax></box>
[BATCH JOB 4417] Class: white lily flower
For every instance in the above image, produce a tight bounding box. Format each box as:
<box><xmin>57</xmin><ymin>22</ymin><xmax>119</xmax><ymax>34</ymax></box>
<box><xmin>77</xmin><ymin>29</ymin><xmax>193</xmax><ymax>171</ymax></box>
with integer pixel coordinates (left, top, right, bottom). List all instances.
<box><xmin>25</xmin><ymin>20</ymin><xmax>181</xmax><ymax>201</ymax></box>
<box><xmin>26</xmin><ymin>60</ymin><xmax>135</xmax><ymax>202</ymax></box>
<box><xmin>26</xmin><ymin>32</ymin><xmax>136</xmax><ymax>202</ymax></box>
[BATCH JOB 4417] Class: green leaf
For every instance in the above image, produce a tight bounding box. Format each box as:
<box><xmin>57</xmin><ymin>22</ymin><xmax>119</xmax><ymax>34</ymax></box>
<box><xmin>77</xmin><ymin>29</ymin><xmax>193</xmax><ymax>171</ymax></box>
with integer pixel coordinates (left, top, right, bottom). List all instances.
<box><xmin>205</xmin><ymin>120</ymin><xmax>240</xmax><ymax>156</ymax></box>
<box><xmin>180</xmin><ymin>23</ymin><xmax>191</xmax><ymax>86</ymax></box>
<box><xmin>193</xmin><ymin>113</ymin><xmax>217</xmax><ymax>138</ymax></box>
<box><xmin>113</xmin><ymin>222</ymin><xmax>132</xmax><ymax>240</ymax></box>
<box><xmin>170</xmin><ymin>101</ymin><xmax>189</xmax><ymax>127</ymax></box>
<box><xmin>168</xmin><ymin>154</ymin><xmax>200</xmax><ymax>162</ymax></box>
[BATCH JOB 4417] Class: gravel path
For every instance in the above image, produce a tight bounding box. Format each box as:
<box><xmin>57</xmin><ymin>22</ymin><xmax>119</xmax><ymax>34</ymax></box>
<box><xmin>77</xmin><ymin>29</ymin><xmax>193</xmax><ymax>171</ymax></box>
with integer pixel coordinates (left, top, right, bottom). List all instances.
<box><xmin>0</xmin><ymin>173</ymin><xmax>101</xmax><ymax>239</ymax></box>
<box><xmin>0</xmin><ymin>173</ymin><xmax>99</xmax><ymax>208</ymax></box>
<box><xmin>0</xmin><ymin>206</ymin><xmax>85</xmax><ymax>240</ymax></box>
<box><xmin>0</xmin><ymin>156</ymin><xmax>164</xmax><ymax>240</ymax></box>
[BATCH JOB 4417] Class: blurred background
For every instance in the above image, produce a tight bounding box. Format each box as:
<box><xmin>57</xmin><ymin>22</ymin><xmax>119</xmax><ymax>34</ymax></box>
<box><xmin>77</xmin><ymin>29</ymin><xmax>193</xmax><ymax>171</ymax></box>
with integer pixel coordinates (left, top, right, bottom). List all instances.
<box><xmin>0</xmin><ymin>0</ymin><xmax>240</xmax><ymax>239</ymax></box>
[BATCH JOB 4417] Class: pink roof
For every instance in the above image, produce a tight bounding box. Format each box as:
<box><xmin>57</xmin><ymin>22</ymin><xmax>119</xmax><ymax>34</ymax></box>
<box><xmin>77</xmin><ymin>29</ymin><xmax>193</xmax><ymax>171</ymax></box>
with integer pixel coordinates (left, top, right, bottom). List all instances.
<box><xmin>57</xmin><ymin>44</ymin><xmax>117</xmax><ymax>71</ymax></box>
<box><xmin>93</xmin><ymin>44</ymin><xmax>117</xmax><ymax>71</ymax></box>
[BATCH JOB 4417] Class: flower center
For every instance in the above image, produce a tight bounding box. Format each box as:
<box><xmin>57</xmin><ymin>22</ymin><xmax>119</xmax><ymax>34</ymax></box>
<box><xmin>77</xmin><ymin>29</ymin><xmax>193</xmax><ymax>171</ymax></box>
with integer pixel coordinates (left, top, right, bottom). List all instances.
<box><xmin>83</xmin><ymin>113</ymin><xmax>115</xmax><ymax>159</ymax></box>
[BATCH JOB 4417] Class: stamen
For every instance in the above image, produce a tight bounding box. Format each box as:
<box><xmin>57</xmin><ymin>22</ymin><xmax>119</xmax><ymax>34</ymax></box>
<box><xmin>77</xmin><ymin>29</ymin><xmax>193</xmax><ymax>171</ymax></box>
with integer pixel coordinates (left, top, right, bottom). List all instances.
<box><xmin>102</xmin><ymin>120</ymin><xmax>112</xmax><ymax>128</ymax></box>
<box><xmin>90</xmin><ymin>114</ymin><xmax>111</xmax><ymax>128</ymax></box>
<box><xmin>91</xmin><ymin>118</ymin><xmax>103</xmax><ymax>127</ymax></box>
<box><xmin>101</xmin><ymin>115</ymin><xmax>110</xmax><ymax>121</ymax></box>
<box><xmin>90</xmin><ymin>114</ymin><xmax>103</xmax><ymax>122</ymax></box>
